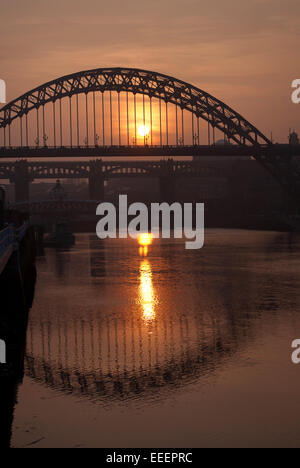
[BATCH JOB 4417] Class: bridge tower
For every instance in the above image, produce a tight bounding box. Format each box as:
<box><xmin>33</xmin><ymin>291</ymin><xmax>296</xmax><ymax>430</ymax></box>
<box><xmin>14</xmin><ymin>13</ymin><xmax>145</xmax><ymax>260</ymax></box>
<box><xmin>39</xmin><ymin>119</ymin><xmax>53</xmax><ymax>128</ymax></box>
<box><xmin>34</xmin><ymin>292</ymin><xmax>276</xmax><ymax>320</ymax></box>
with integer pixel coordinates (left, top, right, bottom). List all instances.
<box><xmin>13</xmin><ymin>160</ymin><xmax>32</xmax><ymax>203</ymax></box>
<box><xmin>89</xmin><ymin>160</ymin><xmax>105</xmax><ymax>201</ymax></box>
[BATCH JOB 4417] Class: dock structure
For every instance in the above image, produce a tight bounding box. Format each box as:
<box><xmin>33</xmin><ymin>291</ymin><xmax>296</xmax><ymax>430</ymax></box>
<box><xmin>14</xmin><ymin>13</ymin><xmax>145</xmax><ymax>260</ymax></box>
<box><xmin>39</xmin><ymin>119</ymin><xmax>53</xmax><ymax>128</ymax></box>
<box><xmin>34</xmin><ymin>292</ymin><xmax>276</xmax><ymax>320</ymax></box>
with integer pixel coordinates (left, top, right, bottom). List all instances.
<box><xmin>0</xmin><ymin>215</ymin><xmax>36</xmax><ymax>448</ymax></box>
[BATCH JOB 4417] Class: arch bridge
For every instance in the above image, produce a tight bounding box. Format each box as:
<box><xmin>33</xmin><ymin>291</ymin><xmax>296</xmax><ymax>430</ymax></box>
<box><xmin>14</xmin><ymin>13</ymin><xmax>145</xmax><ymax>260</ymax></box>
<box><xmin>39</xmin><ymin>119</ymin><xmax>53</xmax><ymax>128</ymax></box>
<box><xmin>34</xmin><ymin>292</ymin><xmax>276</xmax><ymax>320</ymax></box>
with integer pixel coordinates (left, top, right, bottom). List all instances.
<box><xmin>0</xmin><ymin>67</ymin><xmax>299</xmax><ymax>202</ymax></box>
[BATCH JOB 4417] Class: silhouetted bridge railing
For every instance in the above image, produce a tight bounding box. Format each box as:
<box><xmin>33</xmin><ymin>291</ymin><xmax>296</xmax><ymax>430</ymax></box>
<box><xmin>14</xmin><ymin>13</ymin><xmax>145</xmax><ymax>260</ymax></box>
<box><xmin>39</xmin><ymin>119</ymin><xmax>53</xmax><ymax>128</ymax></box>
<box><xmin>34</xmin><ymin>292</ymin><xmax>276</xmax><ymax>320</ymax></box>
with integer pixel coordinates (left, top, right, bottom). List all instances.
<box><xmin>1</xmin><ymin>144</ymin><xmax>300</xmax><ymax>163</ymax></box>
<box><xmin>0</xmin><ymin>143</ymin><xmax>271</xmax><ymax>159</ymax></box>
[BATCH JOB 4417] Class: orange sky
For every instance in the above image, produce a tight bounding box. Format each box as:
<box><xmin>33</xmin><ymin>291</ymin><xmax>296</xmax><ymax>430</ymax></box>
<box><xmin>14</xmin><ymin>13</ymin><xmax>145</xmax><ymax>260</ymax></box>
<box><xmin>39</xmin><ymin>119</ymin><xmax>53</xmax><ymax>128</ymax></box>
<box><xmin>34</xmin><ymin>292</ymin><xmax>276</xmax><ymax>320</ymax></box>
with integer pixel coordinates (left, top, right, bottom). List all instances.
<box><xmin>1</xmin><ymin>0</ymin><xmax>300</xmax><ymax>143</ymax></box>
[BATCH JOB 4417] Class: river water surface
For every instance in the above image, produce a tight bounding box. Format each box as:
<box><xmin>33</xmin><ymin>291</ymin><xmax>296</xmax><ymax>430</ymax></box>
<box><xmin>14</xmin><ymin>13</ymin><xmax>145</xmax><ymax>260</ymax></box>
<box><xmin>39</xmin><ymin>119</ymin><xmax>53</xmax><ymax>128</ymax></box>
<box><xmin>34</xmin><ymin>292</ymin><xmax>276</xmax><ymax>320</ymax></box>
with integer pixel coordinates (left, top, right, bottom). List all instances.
<box><xmin>11</xmin><ymin>230</ymin><xmax>300</xmax><ymax>448</ymax></box>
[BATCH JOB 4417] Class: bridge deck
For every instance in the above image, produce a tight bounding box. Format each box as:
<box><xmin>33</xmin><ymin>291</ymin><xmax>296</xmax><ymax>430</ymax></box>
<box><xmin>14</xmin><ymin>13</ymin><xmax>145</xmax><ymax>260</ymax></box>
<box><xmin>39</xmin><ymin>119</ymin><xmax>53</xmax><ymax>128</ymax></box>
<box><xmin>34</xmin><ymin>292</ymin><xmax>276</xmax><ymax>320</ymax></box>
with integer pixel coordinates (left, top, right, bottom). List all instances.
<box><xmin>0</xmin><ymin>144</ymin><xmax>275</xmax><ymax>159</ymax></box>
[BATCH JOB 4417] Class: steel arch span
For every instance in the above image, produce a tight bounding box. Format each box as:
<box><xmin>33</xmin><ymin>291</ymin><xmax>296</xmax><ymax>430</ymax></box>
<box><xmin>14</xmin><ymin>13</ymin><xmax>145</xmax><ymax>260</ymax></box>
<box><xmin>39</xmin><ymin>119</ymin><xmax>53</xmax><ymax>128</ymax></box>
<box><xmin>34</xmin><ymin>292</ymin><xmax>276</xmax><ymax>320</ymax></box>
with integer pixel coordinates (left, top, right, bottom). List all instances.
<box><xmin>0</xmin><ymin>67</ymin><xmax>271</xmax><ymax>146</ymax></box>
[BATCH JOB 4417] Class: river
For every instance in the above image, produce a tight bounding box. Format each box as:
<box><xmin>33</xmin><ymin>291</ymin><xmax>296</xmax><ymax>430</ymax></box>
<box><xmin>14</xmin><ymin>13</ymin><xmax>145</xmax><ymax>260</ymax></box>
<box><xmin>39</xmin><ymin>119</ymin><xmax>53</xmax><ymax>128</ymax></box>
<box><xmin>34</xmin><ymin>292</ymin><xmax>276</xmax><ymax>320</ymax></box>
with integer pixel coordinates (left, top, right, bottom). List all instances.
<box><xmin>10</xmin><ymin>229</ymin><xmax>300</xmax><ymax>448</ymax></box>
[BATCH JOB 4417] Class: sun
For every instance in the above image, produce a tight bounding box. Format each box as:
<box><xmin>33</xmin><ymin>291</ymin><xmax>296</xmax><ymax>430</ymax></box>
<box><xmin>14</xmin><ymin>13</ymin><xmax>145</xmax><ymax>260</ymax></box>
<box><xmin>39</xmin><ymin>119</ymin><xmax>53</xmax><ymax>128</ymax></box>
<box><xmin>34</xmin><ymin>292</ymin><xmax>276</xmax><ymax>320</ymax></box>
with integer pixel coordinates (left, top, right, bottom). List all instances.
<box><xmin>138</xmin><ymin>233</ymin><xmax>153</xmax><ymax>247</ymax></box>
<box><xmin>138</xmin><ymin>125</ymin><xmax>150</xmax><ymax>137</ymax></box>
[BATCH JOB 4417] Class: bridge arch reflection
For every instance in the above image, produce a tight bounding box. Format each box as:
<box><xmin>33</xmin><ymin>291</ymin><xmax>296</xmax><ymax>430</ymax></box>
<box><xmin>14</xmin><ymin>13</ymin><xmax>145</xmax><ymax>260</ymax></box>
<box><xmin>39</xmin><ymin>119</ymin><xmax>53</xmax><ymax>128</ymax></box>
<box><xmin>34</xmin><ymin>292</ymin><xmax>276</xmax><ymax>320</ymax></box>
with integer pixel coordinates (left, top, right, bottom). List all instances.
<box><xmin>25</xmin><ymin>309</ymin><xmax>240</xmax><ymax>403</ymax></box>
<box><xmin>23</xmin><ymin>232</ymin><xmax>291</xmax><ymax>405</ymax></box>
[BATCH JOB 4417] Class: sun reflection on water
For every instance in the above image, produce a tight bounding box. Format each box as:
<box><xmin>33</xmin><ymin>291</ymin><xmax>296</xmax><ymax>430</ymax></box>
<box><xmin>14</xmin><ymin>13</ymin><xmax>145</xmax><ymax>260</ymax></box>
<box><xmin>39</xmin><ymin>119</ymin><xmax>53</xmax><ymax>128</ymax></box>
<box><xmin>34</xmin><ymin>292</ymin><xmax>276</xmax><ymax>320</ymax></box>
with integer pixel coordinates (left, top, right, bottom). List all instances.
<box><xmin>138</xmin><ymin>233</ymin><xmax>153</xmax><ymax>257</ymax></box>
<box><xmin>139</xmin><ymin>259</ymin><xmax>156</xmax><ymax>323</ymax></box>
<box><xmin>139</xmin><ymin>246</ymin><xmax>149</xmax><ymax>257</ymax></box>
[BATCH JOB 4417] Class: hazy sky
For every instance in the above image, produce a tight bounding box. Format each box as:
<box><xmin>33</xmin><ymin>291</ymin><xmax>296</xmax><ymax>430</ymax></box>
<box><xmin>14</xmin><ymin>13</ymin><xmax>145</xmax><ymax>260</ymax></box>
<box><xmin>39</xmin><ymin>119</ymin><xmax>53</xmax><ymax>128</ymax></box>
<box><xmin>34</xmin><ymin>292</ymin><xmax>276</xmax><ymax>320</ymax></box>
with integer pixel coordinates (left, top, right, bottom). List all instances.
<box><xmin>1</xmin><ymin>0</ymin><xmax>300</xmax><ymax>142</ymax></box>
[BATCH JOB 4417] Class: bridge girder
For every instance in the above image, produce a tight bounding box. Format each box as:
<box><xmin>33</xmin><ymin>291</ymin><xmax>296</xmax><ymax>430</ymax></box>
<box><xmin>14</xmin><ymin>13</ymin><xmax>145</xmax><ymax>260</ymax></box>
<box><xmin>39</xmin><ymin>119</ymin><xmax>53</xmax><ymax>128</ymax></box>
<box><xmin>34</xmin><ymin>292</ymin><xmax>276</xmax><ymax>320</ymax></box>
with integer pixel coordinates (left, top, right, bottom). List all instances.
<box><xmin>0</xmin><ymin>160</ymin><xmax>223</xmax><ymax>181</ymax></box>
<box><xmin>0</xmin><ymin>67</ymin><xmax>271</xmax><ymax>146</ymax></box>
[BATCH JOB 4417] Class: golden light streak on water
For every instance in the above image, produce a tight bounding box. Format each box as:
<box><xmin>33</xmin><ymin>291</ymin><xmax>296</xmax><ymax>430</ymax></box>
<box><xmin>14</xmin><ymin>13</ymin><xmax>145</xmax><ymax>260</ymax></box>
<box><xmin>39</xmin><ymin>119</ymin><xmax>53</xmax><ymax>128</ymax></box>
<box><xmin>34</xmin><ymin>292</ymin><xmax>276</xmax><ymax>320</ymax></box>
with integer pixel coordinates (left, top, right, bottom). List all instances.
<box><xmin>139</xmin><ymin>259</ymin><xmax>156</xmax><ymax>323</ymax></box>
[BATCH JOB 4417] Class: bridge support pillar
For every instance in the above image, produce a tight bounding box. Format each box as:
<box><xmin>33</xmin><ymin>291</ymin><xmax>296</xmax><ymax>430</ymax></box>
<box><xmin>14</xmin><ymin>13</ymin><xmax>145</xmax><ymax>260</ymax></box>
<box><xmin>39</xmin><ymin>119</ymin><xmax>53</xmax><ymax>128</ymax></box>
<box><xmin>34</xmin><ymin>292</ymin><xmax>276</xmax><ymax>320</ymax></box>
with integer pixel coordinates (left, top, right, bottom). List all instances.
<box><xmin>89</xmin><ymin>160</ymin><xmax>105</xmax><ymax>201</ymax></box>
<box><xmin>13</xmin><ymin>161</ymin><xmax>31</xmax><ymax>203</ymax></box>
<box><xmin>89</xmin><ymin>176</ymin><xmax>105</xmax><ymax>201</ymax></box>
<box><xmin>159</xmin><ymin>177</ymin><xmax>176</xmax><ymax>203</ymax></box>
